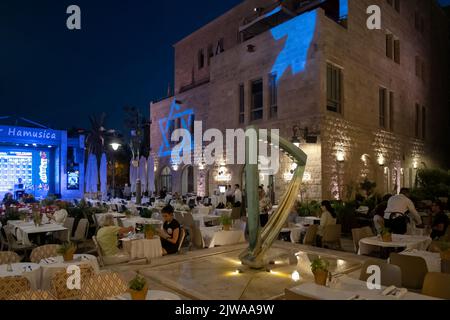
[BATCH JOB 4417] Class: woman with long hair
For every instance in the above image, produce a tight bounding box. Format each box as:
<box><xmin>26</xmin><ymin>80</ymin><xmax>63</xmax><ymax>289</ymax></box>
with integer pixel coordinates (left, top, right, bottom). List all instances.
<box><xmin>316</xmin><ymin>200</ymin><xmax>337</xmax><ymax>246</ymax></box>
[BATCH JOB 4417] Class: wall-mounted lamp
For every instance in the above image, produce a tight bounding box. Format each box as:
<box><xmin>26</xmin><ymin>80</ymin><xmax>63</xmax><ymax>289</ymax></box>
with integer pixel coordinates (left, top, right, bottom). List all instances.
<box><xmin>110</xmin><ymin>142</ymin><xmax>121</xmax><ymax>151</ymax></box>
<box><xmin>336</xmin><ymin>150</ymin><xmax>345</xmax><ymax>162</ymax></box>
<box><xmin>413</xmin><ymin>160</ymin><xmax>419</xmax><ymax>169</ymax></box>
<box><xmin>377</xmin><ymin>154</ymin><xmax>385</xmax><ymax>167</ymax></box>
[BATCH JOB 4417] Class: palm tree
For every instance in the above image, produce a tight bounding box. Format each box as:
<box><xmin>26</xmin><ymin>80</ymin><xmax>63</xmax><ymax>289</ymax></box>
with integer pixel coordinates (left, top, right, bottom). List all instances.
<box><xmin>85</xmin><ymin>113</ymin><xmax>107</xmax><ymax>162</ymax></box>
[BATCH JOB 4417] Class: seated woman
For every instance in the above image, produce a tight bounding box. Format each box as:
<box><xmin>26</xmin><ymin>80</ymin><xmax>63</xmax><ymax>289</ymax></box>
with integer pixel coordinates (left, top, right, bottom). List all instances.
<box><xmin>45</xmin><ymin>202</ymin><xmax>68</xmax><ymax>225</ymax></box>
<box><xmin>316</xmin><ymin>200</ymin><xmax>337</xmax><ymax>246</ymax></box>
<box><xmin>156</xmin><ymin>205</ymin><xmax>181</xmax><ymax>255</ymax></box>
<box><xmin>430</xmin><ymin>201</ymin><xmax>449</xmax><ymax>240</ymax></box>
<box><xmin>96</xmin><ymin>214</ymin><xmax>134</xmax><ymax>256</ymax></box>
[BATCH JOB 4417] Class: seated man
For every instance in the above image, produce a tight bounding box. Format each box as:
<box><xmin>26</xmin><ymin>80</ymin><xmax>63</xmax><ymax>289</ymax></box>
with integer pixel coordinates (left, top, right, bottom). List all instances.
<box><xmin>156</xmin><ymin>205</ymin><xmax>181</xmax><ymax>255</ymax></box>
<box><xmin>430</xmin><ymin>201</ymin><xmax>449</xmax><ymax>240</ymax></box>
<box><xmin>96</xmin><ymin>214</ymin><xmax>134</xmax><ymax>256</ymax></box>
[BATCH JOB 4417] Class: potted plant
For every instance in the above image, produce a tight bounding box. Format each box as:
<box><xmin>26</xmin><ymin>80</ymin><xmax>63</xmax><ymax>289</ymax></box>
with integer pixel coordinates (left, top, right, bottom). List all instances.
<box><xmin>311</xmin><ymin>258</ymin><xmax>330</xmax><ymax>286</ymax></box>
<box><xmin>33</xmin><ymin>211</ymin><xmax>42</xmax><ymax>227</ymax></box>
<box><xmin>58</xmin><ymin>242</ymin><xmax>77</xmax><ymax>262</ymax></box>
<box><xmin>128</xmin><ymin>274</ymin><xmax>148</xmax><ymax>300</ymax></box>
<box><xmin>144</xmin><ymin>224</ymin><xmax>156</xmax><ymax>239</ymax></box>
<box><xmin>380</xmin><ymin>227</ymin><xmax>392</xmax><ymax>242</ymax></box>
<box><xmin>220</xmin><ymin>215</ymin><xmax>232</xmax><ymax>231</ymax></box>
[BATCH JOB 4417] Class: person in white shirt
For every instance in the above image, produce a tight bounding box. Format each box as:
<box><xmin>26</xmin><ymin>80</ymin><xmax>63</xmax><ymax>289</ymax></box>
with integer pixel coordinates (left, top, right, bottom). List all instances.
<box><xmin>384</xmin><ymin>188</ymin><xmax>422</xmax><ymax>234</ymax></box>
<box><xmin>234</xmin><ymin>184</ymin><xmax>242</xmax><ymax>208</ymax></box>
<box><xmin>45</xmin><ymin>203</ymin><xmax>68</xmax><ymax>225</ymax></box>
<box><xmin>317</xmin><ymin>200</ymin><xmax>337</xmax><ymax>240</ymax></box>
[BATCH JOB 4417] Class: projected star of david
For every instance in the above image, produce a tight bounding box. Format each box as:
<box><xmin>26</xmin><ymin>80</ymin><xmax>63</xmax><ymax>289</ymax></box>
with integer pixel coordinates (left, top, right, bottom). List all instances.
<box><xmin>270</xmin><ymin>10</ymin><xmax>317</xmax><ymax>82</ymax></box>
<box><xmin>158</xmin><ymin>99</ymin><xmax>194</xmax><ymax>157</ymax></box>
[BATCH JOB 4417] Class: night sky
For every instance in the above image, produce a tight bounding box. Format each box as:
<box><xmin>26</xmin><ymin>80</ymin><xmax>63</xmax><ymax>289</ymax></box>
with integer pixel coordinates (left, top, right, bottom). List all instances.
<box><xmin>0</xmin><ymin>0</ymin><xmax>242</xmax><ymax>132</ymax></box>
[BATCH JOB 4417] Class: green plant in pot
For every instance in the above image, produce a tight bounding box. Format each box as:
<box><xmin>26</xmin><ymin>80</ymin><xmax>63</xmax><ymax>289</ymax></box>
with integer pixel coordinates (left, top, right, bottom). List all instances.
<box><xmin>58</xmin><ymin>242</ymin><xmax>77</xmax><ymax>262</ymax></box>
<box><xmin>144</xmin><ymin>224</ymin><xmax>156</xmax><ymax>239</ymax></box>
<box><xmin>220</xmin><ymin>215</ymin><xmax>232</xmax><ymax>231</ymax></box>
<box><xmin>128</xmin><ymin>274</ymin><xmax>148</xmax><ymax>300</ymax></box>
<box><xmin>311</xmin><ymin>258</ymin><xmax>330</xmax><ymax>286</ymax></box>
<box><xmin>380</xmin><ymin>227</ymin><xmax>392</xmax><ymax>242</ymax></box>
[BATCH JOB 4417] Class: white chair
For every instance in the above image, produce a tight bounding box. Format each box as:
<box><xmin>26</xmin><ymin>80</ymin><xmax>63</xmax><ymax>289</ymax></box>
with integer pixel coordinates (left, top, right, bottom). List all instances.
<box><xmin>71</xmin><ymin>219</ymin><xmax>89</xmax><ymax>245</ymax></box>
<box><xmin>92</xmin><ymin>235</ymin><xmax>130</xmax><ymax>267</ymax></box>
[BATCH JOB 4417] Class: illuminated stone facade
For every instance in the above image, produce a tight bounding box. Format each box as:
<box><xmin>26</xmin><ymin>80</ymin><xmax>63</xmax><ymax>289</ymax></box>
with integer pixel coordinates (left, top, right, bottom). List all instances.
<box><xmin>150</xmin><ymin>0</ymin><xmax>449</xmax><ymax>201</ymax></box>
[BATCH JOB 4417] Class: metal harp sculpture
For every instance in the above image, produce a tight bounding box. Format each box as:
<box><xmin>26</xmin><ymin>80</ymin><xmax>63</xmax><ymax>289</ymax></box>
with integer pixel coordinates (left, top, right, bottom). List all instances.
<box><xmin>239</xmin><ymin>128</ymin><xmax>307</xmax><ymax>269</ymax></box>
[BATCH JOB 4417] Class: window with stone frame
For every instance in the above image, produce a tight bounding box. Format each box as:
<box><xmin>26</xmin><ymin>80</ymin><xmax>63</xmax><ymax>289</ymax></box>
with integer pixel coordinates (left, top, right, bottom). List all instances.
<box><xmin>239</xmin><ymin>83</ymin><xmax>245</xmax><ymax>124</ymax></box>
<box><xmin>326</xmin><ymin>63</ymin><xmax>343</xmax><ymax>113</ymax></box>
<box><xmin>250</xmin><ymin>79</ymin><xmax>263</xmax><ymax>121</ymax></box>
<box><xmin>269</xmin><ymin>73</ymin><xmax>278</xmax><ymax>119</ymax></box>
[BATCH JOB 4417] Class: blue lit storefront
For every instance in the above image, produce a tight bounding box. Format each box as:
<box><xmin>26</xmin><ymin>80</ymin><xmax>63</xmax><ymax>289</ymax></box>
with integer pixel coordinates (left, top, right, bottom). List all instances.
<box><xmin>0</xmin><ymin>124</ymin><xmax>85</xmax><ymax>200</ymax></box>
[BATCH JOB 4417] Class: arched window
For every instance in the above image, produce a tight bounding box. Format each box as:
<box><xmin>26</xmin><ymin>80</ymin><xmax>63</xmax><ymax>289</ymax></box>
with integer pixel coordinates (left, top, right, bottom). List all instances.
<box><xmin>160</xmin><ymin>167</ymin><xmax>172</xmax><ymax>192</ymax></box>
<box><xmin>181</xmin><ymin>165</ymin><xmax>194</xmax><ymax>195</ymax></box>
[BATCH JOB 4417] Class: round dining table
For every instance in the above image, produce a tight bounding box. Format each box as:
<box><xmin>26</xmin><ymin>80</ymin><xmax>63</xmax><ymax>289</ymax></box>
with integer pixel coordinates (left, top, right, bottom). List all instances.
<box><xmin>114</xmin><ymin>290</ymin><xmax>181</xmax><ymax>300</ymax></box>
<box><xmin>0</xmin><ymin>263</ymin><xmax>41</xmax><ymax>290</ymax></box>
<box><xmin>38</xmin><ymin>254</ymin><xmax>100</xmax><ymax>290</ymax></box>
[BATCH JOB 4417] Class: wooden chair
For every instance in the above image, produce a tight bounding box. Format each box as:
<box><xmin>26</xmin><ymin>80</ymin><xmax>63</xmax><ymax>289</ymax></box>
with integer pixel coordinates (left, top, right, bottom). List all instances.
<box><xmin>422</xmin><ymin>272</ymin><xmax>450</xmax><ymax>299</ymax></box>
<box><xmin>322</xmin><ymin>224</ymin><xmax>342</xmax><ymax>249</ymax></box>
<box><xmin>177</xmin><ymin>228</ymin><xmax>186</xmax><ymax>253</ymax></box>
<box><xmin>10</xmin><ymin>290</ymin><xmax>56</xmax><ymax>300</ymax></box>
<box><xmin>0</xmin><ymin>226</ymin><xmax>8</xmax><ymax>251</ymax></box>
<box><xmin>389</xmin><ymin>253</ymin><xmax>428</xmax><ymax>290</ymax></box>
<box><xmin>64</xmin><ymin>217</ymin><xmax>75</xmax><ymax>238</ymax></box>
<box><xmin>303</xmin><ymin>225</ymin><xmax>318</xmax><ymax>246</ymax></box>
<box><xmin>442</xmin><ymin>259</ymin><xmax>450</xmax><ymax>274</ymax></box>
<box><xmin>80</xmin><ymin>272</ymin><xmax>128</xmax><ymax>300</ymax></box>
<box><xmin>30</xmin><ymin>244</ymin><xmax>60</xmax><ymax>263</ymax></box>
<box><xmin>359</xmin><ymin>259</ymin><xmax>402</xmax><ymax>287</ymax></box>
<box><xmin>0</xmin><ymin>276</ymin><xmax>31</xmax><ymax>300</ymax></box>
<box><xmin>3</xmin><ymin>225</ymin><xmax>35</xmax><ymax>256</ymax></box>
<box><xmin>0</xmin><ymin>251</ymin><xmax>21</xmax><ymax>264</ymax></box>
<box><xmin>51</xmin><ymin>264</ymin><xmax>94</xmax><ymax>300</ymax></box>
<box><xmin>92</xmin><ymin>235</ymin><xmax>130</xmax><ymax>267</ymax></box>
<box><xmin>351</xmin><ymin>228</ymin><xmax>363</xmax><ymax>253</ymax></box>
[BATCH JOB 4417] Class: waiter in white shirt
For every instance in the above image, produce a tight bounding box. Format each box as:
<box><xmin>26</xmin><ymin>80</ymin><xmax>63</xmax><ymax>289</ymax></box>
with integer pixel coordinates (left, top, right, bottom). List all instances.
<box><xmin>384</xmin><ymin>188</ymin><xmax>422</xmax><ymax>234</ymax></box>
<box><xmin>234</xmin><ymin>184</ymin><xmax>242</xmax><ymax>208</ymax></box>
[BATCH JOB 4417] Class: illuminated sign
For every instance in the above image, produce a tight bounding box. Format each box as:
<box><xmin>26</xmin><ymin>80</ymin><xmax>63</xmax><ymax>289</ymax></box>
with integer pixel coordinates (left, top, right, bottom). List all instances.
<box><xmin>158</xmin><ymin>99</ymin><xmax>194</xmax><ymax>157</ymax></box>
<box><xmin>67</xmin><ymin>169</ymin><xmax>80</xmax><ymax>190</ymax></box>
<box><xmin>270</xmin><ymin>10</ymin><xmax>317</xmax><ymax>82</ymax></box>
<box><xmin>39</xmin><ymin>152</ymin><xmax>48</xmax><ymax>184</ymax></box>
<box><xmin>0</xmin><ymin>126</ymin><xmax>60</xmax><ymax>141</ymax></box>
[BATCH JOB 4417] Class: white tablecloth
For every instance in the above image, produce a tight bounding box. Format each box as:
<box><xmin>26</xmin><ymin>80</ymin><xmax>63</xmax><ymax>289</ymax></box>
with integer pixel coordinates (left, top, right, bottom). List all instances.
<box><xmin>38</xmin><ymin>254</ymin><xmax>100</xmax><ymax>290</ymax></box>
<box><xmin>114</xmin><ymin>290</ymin><xmax>181</xmax><ymax>300</ymax></box>
<box><xmin>199</xmin><ymin>226</ymin><xmax>223</xmax><ymax>247</ymax></box>
<box><xmin>193</xmin><ymin>207</ymin><xmax>211</xmax><ymax>215</ymax></box>
<box><xmin>0</xmin><ymin>263</ymin><xmax>41</xmax><ymax>290</ymax></box>
<box><xmin>8</xmin><ymin>221</ymin><xmax>68</xmax><ymax>245</ymax></box>
<box><xmin>208</xmin><ymin>230</ymin><xmax>246</xmax><ymax>248</ymax></box>
<box><xmin>95</xmin><ymin>212</ymin><xmax>127</xmax><ymax>226</ymax></box>
<box><xmin>121</xmin><ymin>217</ymin><xmax>162</xmax><ymax>229</ymax></box>
<box><xmin>358</xmin><ymin>235</ymin><xmax>432</xmax><ymax>255</ymax></box>
<box><xmin>289</xmin><ymin>224</ymin><xmax>309</xmax><ymax>243</ymax></box>
<box><xmin>400</xmin><ymin>249</ymin><xmax>442</xmax><ymax>272</ymax></box>
<box><xmin>288</xmin><ymin>275</ymin><xmax>439</xmax><ymax>300</ymax></box>
<box><xmin>192</xmin><ymin>214</ymin><xmax>221</xmax><ymax>227</ymax></box>
<box><xmin>122</xmin><ymin>238</ymin><xmax>163</xmax><ymax>260</ymax></box>
<box><xmin>214</xmin><ymin>209</ymin><xmax>232</xmax><ymax>217</ymax></box>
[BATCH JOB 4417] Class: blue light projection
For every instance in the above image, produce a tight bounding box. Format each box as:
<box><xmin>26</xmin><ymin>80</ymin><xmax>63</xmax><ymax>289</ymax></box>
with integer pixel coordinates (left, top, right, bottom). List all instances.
<box><xmin>340</xmin><ymin>0</ymin><xmax>348</xmax><ymax>20</ymax></box>
<box><xmin>270</xmin><ymin>10</ymin><xmax>317</xmax><ymax>82</ymax></box>
<box><xmin>158</xmin><ymin>99</ymin><xmax>194</xmax><ymax>157</ymax></box>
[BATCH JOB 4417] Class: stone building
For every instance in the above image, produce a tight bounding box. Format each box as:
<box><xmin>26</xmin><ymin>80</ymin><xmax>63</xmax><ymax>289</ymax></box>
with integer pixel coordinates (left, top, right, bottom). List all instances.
<box><xmin>149</xmin><ymin>0</ymin><xmax>449</xmax><ymax>202</ymax></box>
